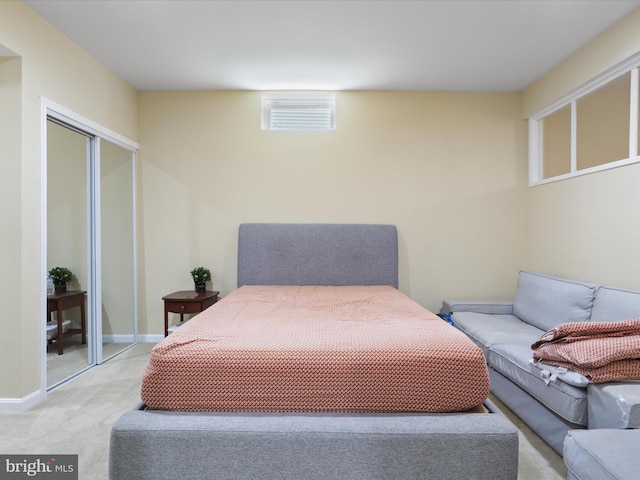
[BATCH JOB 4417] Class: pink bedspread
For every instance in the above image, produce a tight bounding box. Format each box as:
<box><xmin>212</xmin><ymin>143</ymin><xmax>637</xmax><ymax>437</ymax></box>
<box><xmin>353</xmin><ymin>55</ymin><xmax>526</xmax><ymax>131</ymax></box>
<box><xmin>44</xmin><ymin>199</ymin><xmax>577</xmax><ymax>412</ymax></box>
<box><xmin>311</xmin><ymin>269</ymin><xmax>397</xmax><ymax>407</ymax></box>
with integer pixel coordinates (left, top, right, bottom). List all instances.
<box><xmin>532</xmin><ymin>318</ymin><xmax>640</xmax><ymax>383</ymax></box>
<box><xmin>142</xmin><ymin>285</ymin><xmax>489</xmax><ymax>412</ymax></box>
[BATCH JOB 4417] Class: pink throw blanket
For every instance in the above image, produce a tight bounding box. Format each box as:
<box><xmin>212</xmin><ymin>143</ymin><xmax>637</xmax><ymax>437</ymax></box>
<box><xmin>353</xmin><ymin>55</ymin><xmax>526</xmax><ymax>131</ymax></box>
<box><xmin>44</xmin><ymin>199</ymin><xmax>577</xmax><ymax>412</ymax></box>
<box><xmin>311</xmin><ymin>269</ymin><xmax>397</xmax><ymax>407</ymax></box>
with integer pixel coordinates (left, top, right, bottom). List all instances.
<box><xmin>531</xmin><ymin>318</ymin><xmax>640</xmax><ymax>383</ymax></box>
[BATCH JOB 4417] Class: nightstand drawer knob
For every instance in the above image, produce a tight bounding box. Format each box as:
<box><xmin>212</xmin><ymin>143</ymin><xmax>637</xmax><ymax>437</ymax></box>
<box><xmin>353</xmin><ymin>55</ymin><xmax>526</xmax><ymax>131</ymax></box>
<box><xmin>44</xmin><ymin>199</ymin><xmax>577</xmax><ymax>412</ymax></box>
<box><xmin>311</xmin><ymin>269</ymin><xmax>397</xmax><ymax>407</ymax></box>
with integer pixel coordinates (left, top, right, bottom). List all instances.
<box><xmin>180</xmin><ymin>305</ymin><xmax>185</xmax><ymax>310</ymax></box>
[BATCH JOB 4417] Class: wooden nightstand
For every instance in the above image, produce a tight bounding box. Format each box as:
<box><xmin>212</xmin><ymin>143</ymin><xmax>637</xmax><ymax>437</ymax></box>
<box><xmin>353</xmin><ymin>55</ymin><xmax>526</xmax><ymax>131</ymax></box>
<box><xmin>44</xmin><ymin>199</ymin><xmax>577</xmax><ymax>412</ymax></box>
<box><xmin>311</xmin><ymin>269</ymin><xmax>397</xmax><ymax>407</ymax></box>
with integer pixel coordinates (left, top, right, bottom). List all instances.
<box><xmin>163</xmin><ymin>290</ymin><xmax>219</xmax><ymax>336</ymax></box>
<box><xmin>47</xmin><ymin>290</ymin><xmax>87</xmax><ymax>355</ymax></box>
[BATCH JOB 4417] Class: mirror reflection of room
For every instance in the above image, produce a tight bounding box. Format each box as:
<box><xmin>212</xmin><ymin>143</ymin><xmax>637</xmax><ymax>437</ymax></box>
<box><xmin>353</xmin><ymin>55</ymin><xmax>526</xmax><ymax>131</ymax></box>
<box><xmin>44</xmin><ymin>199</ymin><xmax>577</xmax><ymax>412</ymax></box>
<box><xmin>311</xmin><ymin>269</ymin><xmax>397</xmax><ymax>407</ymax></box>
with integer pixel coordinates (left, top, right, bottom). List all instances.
<box><xmin>99</xmin><ymin>139</ymin><xmax>136</xmax><ymax>360</ymax></box>
<box><xmin>46</xmin><ymin>120</ymin><xmax>137</xmax><ymax>389</ymax></box>
<box><xmin>46</xmin><ymin>119</ymin><xmax>90</xmax><ymax>388</ymax></box>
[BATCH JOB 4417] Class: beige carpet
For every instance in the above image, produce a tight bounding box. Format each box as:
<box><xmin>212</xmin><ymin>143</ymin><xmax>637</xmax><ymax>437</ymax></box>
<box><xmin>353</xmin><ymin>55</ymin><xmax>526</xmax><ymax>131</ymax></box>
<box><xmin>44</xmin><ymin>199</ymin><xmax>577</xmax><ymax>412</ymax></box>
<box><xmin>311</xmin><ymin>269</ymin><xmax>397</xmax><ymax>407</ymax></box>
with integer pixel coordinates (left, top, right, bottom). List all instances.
<box><xmin>47</xmin><ymin>336</ymin><xmax>135</xmax><ymax>388</ymax></box>
<box><xmin>1</xmin><ymin>343</ymin><xmax>567</xmax><ymax>480</ymax></box>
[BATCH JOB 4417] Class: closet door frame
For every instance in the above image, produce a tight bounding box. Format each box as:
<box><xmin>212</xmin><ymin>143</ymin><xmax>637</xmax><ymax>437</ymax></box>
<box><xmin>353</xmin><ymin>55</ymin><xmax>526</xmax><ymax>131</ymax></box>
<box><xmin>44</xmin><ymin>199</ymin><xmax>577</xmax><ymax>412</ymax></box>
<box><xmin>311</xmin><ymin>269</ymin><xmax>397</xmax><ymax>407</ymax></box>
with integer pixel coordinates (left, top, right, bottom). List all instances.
<box><xmin>40</xmin><ymin>98</ymin><xmax>139</xmax><ymax>392</ymax></box>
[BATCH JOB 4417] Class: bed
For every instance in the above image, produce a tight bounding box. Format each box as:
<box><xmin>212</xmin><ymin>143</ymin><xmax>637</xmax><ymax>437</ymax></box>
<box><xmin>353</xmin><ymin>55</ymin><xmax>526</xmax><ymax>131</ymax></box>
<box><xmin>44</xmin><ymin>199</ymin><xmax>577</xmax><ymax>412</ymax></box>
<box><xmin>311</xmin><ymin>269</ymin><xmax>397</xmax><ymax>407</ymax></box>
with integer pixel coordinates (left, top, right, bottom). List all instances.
<box><xmin>110</xmin><ymin>223</ymin><xmax>518</xmax><ymax>480</ymax></box>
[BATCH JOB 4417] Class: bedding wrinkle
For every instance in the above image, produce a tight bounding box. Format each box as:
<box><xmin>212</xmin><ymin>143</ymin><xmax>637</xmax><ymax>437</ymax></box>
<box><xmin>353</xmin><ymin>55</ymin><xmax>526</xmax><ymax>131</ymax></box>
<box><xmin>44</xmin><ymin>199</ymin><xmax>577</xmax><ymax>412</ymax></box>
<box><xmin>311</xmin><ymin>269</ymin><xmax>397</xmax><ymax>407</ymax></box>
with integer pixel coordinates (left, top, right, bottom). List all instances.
<box><xmin>142</xmin><ymin>286</ymin><xmax>489</xmax><ymax>412</ymax></box>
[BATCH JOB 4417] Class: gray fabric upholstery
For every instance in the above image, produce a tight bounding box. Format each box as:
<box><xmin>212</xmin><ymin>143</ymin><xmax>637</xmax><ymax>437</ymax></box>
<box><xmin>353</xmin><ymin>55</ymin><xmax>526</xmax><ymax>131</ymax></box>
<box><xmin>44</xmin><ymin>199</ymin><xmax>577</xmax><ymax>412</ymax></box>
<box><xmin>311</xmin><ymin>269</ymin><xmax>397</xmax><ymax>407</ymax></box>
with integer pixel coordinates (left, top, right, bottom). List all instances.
<box><xmin>453</xmin><ymin>312</ymin><xmax>542</xmax><ymax>356</ymax></box>
<box><xmin>446</xmin><ymin>270</ymin><xmax>640</xmax><ymax>456</ymax></box>
<box><xmin>529</xmin><ymin>361</ymin><xmax>589</xmax><ymax>388</ymax></box>
<box><xmin>111</xmin><ymin>224</ymin><xmax>519</xmax><ymax>480</ymax></box>
<box><xmin>513</xmin><ymin>271</ymin><xmax>597</xmax><ymax>331</ymax></box>
<box><xmin>489</xmin><ymin>368</ymin><xmax>582</xmax><ymax>455</ymax></box>
<box><xmin>110</xmin><ymin>401</ymin><xmax>519</xmax><ymax>480</ymax></box>
<box><xmin>442</xmin><ymin>299</ymin><xmax>514</xmax><ymax>315</ymax></box>
<box><xmin>237</xmin><ymin>223</ymin><xmax>399</xmax><ymax>288</ymax></box>
<box><xmin>588</xmin><ymin>381</ymin><xmax>640</xmax><ymax>428</ymax></box>
<box><xmin>564</xmin><ymin>429</ymin><xmax>640</xmax><ymax>480</ymax></box>
<box><xmin>488</xmin><ymin>344</ymin><xmax>588</xmax><ymax>426</ymax></box>
<box><xmin>590</xmin><ymin>286</ymin><xmax>640</xmax><ymax>323</ymax></box>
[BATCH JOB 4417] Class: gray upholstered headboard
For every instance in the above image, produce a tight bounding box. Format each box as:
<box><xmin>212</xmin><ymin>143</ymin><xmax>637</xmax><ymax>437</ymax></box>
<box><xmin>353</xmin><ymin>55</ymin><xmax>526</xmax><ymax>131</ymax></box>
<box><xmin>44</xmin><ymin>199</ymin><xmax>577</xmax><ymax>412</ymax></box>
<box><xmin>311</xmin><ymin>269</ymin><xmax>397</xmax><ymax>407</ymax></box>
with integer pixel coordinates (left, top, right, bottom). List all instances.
<box><xmin>237</xmin><ymin>223</ymin><xmax>398</xmax><ymax>288</ymax></box>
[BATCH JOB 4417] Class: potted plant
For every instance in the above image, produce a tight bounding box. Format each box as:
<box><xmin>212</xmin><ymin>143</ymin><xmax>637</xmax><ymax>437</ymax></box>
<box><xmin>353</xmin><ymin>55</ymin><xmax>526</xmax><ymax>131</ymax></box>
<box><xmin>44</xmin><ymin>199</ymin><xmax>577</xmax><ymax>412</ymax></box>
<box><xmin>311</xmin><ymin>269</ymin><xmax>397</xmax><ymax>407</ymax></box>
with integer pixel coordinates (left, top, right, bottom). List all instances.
<box><xmin>190</xmin><ymin>267</ymin><xmax>211</xmax><ymax>293</ymax></box>
<box><xmin>48</xmin><ymin>266</ymin><xmax>73</xmax><ymax>293</ymax></box>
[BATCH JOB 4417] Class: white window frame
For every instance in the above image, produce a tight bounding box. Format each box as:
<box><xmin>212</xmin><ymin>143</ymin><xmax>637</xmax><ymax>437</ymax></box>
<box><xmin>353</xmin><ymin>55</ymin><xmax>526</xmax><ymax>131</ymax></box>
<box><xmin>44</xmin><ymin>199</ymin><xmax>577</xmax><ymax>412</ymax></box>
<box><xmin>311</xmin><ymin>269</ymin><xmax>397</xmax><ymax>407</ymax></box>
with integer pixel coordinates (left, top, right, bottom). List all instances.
<box><xmin>529</xmin><ymin>52</ymin><xmax>640</xmax><ymax>186</ymax></box>
<box><xmin>262</xmin><ymin>92</ymin><xmax>336</xmax><ymax>131</ymax></box>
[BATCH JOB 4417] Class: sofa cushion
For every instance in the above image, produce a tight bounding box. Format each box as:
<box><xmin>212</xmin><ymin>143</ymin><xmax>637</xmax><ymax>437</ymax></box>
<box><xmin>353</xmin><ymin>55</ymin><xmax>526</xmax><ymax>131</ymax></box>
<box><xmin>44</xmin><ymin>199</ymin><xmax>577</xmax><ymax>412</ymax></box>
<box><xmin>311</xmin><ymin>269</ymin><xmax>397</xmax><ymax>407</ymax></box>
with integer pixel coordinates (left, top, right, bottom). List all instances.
<box><xmin>442</xmin><ymin>299</ymin><xmax>513</xmax><ymax>315</ymax></box>
<box><xmin>452</xmin><ymin>313</ymin><xmax>542</xmax><ymax>356</ymax></box>
<box><xmin>590</xmin><ymin>286</ymin><xmax>640</xmax><ymax>323</ymax></box>
<box><xmin>488</xmin><ymin>343</ymin><xmax>588</xmax><ymax>425</ymax></box>
<box><xmin>564</xmin><ymin>429</ymin><xmax>640</xmax><ymax>480</ymax></box>
<box><xmin>513</xmin><ymin>271</ymin><xmax>597</xmax><ymax>331</ymax></box>
<box><xmin>528</xmin><ymin>360</ymin><xmax>589</xmax><ymax>388</ymax></box>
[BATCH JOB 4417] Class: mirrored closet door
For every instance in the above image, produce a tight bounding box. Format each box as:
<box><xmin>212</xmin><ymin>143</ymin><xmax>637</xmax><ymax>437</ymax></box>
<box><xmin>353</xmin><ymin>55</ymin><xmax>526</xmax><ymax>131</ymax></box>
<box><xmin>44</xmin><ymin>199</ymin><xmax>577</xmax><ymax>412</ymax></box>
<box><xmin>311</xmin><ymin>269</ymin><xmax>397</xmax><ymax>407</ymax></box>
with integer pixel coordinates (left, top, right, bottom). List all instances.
<box><xmin>98</xmin><ymin>139</ymin><xmax>136</xmax><ymax>361</ymax></box>
<box><xmin>47</xmin><ymin>119</ymin><xmax>92</xmax><ymax>387</ymax></box>
<box><xmin>46</xmin><ymin>111</ymin><xmax>137</xmax><ymax>390</ymax></box>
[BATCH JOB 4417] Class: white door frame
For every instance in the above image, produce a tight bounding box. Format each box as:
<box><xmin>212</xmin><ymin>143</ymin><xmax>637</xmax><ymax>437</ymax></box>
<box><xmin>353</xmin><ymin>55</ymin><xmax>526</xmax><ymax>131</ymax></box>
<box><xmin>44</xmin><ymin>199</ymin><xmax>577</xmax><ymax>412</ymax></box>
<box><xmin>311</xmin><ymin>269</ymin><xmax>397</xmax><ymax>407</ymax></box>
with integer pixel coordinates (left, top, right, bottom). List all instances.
<box><xmin>40</xmin><ymin>98</ymin><xmax>139</xmax><ymax>393</ymax></box>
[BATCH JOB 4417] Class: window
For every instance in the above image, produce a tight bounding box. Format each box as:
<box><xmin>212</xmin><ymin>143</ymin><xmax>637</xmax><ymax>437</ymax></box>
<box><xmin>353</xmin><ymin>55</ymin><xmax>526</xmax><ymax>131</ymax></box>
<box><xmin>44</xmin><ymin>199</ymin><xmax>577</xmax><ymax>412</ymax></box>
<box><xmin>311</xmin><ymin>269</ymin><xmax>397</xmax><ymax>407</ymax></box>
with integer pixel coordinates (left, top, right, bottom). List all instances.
<box><xmin>262</xmin><ymin>93</ymin><xmax>335</xmax><ymax>131</ymax></box>
<box><xmin>541</xmin><ymin>105</ymin><xmax>571</xmax><ymax>179</ymax></box>
<box><xmin>529</xmin><ymin>53</ymin><xmax>640</xmax><ymax>185</ymax></box>
<box><xmin>576</xmin><ymin>73</ymin><xmax>630</xmax><ymax>170</ymax></box>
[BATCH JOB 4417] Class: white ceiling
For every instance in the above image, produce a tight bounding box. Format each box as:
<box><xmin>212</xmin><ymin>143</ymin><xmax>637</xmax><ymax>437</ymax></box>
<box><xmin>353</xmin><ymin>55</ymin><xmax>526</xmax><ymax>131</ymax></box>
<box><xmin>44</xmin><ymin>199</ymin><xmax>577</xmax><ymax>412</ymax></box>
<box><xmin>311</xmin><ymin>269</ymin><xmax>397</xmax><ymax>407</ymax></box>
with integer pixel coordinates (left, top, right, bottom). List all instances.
<box><xmin>23</xmin><ymin>0</ymin><xmax>640</xmax><ymax>92</ymax></box>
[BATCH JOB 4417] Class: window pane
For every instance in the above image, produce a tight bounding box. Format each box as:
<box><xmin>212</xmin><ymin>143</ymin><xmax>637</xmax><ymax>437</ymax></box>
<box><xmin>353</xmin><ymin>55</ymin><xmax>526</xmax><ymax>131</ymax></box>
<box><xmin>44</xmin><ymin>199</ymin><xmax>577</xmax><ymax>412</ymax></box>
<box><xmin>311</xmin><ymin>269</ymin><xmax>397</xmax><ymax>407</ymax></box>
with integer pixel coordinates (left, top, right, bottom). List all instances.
<box><xmin>542</xmin><ymin>105</ymin><xmax>571</xmax><ymax>179</ymax></box>
<box><xmin>576</xmin><ymin>73</ymin><xmax>630</xmax><ymax>170</ymax></box>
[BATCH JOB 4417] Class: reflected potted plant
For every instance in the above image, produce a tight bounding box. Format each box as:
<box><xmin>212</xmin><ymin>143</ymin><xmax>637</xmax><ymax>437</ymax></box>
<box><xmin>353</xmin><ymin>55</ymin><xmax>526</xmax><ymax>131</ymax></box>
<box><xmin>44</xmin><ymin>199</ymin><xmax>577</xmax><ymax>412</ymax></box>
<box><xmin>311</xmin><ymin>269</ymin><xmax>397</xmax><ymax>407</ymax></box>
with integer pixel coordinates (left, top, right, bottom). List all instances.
<box><xmin>49</xmin><ymin>266</ymin><xmax>73</xmax><ymax>293</ymax></box>
<box><xmin>190</xmin><ymin>267</ymin><xmax>211</xmax><ymax>293</ymax></box>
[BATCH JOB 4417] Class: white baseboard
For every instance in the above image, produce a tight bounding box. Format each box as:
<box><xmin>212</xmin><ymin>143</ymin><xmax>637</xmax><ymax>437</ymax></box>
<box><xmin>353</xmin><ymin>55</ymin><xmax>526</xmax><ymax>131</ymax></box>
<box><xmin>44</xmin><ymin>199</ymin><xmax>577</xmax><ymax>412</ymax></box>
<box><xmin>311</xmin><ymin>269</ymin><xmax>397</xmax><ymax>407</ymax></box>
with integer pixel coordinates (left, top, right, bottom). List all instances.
<box><xmin>136</xmin><ymin>334</ymin><xmax>163</xmax><ymax>343</ymax></box>
<box><xmin>2</xmin><ymin>339</ymin><xmax>161</xmax><ymax>413</ymax></box>
<box><xmin>0</xmin><ymin>389</ymin><xmax>45</xmax><ymax>412</ymax></box>
<box><xmin>102</xmin><ymin>334</ymin><xmax>135</xmax><ymax>343</ymax></box>
<box><xmin>102</xmin><ymin>334</ymin><xmax>161</xmax><ymax>344</ymax></box>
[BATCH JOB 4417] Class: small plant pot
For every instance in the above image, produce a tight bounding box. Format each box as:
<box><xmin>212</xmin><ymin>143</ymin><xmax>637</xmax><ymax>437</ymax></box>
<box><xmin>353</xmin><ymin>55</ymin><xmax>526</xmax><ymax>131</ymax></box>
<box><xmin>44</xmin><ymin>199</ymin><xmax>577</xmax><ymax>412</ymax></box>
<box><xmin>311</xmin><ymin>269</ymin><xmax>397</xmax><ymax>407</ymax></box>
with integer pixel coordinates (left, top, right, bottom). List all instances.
<box><xmin>54</xmin><ymin>285</ymin><xmax>67</xmax><ymax>294</ymax></box>
<box><xmin>195</xmin><ymin>284</ymin><xmax>206</xmax><ymax>293</ymax></box>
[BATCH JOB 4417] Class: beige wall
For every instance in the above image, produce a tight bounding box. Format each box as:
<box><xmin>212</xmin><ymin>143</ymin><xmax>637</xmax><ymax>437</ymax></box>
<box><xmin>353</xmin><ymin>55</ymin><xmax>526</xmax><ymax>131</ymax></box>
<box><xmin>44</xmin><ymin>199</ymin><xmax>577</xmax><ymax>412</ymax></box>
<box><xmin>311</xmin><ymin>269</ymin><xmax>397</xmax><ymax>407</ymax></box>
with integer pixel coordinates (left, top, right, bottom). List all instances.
<box><xmin>5</xmin><ymin>0</ymin><xmax>640</xmax><ymax>404</ymax></box>
<box><xmin>522</xmin><ymin>8</ymin><xmax>640</xmax><ymax>290</ymax></box>
<box><xmin>139</xmin><ymin>90</ymin><xmax>527</xmax><ymax>332</ymax></box>
<box><xmin>522</xmin><ymin>8</ymin><xmax>640</xmax><ymax>118</ymax></box>
<box><xmin>0</xmin><ymin>55</ymin><xmax>22</xmax><ymax>397</ymax></box>
<box><xmin>0</xmin><ymin>1</ymin><xmax>137</xmax><ymax>402</ymax></box>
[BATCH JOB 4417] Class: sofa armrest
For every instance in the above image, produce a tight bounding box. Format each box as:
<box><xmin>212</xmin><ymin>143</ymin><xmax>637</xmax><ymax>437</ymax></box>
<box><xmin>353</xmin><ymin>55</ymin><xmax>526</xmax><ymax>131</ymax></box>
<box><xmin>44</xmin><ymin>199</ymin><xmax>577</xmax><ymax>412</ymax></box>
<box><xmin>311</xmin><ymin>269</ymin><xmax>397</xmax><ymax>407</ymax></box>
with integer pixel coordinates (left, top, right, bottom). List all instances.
<box><xmin>588</xmin><ymin>382</ymin><xmax>640</xmax><ymax>429</ymax></box>
<box><xmin>441</xmin><ymin>299</ymin><xmax>514</xmax><ymax>315</ymax></box>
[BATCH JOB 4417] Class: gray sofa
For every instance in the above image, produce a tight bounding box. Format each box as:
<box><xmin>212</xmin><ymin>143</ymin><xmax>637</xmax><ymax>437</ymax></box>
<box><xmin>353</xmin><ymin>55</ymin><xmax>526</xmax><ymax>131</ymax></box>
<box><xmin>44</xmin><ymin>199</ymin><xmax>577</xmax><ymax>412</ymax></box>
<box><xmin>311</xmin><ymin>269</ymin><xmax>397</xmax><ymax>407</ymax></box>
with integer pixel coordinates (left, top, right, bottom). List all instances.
<box><xmin>443</xmin><ymin>270</ymin><xmax>640</xmax><ymax>456</ymax></box>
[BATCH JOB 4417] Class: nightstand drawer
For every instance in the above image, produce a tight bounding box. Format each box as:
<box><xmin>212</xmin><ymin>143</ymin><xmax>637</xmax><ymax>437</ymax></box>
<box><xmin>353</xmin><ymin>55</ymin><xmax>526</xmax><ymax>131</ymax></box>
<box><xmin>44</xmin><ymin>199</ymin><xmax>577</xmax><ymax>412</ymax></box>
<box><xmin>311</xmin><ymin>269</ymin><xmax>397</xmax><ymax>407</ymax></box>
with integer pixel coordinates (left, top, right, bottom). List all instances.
<box><xmin>165</xmin><ymin>301</ymin><xmax>203</xmax><ymax>314</ymax></box>
<box><xmin>163</xmin><ymin>290</ymin><xmax>220</xmax><ymax>337</ymax></box>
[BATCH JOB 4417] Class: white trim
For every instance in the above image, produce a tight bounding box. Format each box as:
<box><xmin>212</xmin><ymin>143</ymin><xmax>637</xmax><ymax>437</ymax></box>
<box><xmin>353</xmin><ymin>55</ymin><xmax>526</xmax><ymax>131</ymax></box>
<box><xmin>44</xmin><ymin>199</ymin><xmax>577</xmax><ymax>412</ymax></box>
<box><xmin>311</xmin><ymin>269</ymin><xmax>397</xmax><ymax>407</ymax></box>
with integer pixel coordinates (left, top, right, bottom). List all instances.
<box><xmin>93</xmin><ymin>137</ymin><xmax>103</xmax><ymax>364</ymax></box>
<box><xmin>0</xmin><ymin>390</ymin><xmax>44</xmax><ymax>413</ymax></box>
<box><xmin>137</xmin><ymin>334</ymin><xmax>163</xmax><ymax>343</ymax></box>
<box><xmin>39</xmin><ymin>97</ymin><xmax>139</xmax><ymax>401</ymax></box>
<box><xmin>529</xmin><ymin>155</ymin><xmax>640</xmax><ymax>186</ymax></box>
<box><xmin>39</xmin><ymin>99</ymin><xmax>49</xmax><ymax>397</ymax></box>
<box><xmin>131</xmin><ymin>151</ymin><xmax>139</xmax><ymax>343</ymax></box>
<box><xmin>570</xmin><ymin>101</ymin><xmax>577</xmax><ymax>174</ymax></box>
<box><xmin>41</xmin><ymin>98</ymin><xmax>138</xmax><ymax>150</ymax></box>
<box><xmin>529</xmin><ymin>51</ymin><xmax>640</xmax><ymax>186</ymax></box>
<box><xmin>102</xmin><ymin>335</ymin><xmax>137</xmax><ymax>343</ymax></box>
<box><xmin>528</xmin><ymin>118</ymin><xmax>540</xmax><ymax>185</ymax></box>
<box><xmin>630</xmin><ymin>68</ymin><xmax>639</xmax><ymax>159</ymax></box>
<box><xmin>532</xmin><ymin>50</ymin><xmax>640</xmax><ymax>120</ymax></box>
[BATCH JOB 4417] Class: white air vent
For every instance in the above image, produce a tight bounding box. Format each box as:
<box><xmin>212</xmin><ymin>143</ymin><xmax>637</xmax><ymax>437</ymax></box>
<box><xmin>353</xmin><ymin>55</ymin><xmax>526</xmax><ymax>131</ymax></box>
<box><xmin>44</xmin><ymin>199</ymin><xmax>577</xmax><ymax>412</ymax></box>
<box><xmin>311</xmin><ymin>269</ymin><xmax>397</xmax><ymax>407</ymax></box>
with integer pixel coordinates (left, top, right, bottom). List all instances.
<box><xmin>262</xmin><ymin>93</ymin><xmax>335</xmax><ymax>131</ymax></box>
